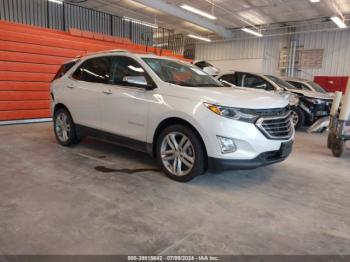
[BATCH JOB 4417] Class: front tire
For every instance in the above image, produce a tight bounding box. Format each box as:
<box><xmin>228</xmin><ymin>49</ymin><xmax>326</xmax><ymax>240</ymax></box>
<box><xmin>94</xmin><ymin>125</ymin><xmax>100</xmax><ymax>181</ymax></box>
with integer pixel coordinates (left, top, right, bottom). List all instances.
<box><xmin>53</xmin><ymin>108</ymin><xmax>79</xmax><ymax>146</ymax></box>
<box><xmin>156</xmin><ymin>125</ymin><xmax>206</xmax><ymax>182</ymax></box>
<box><xmin>331</xmin><ymin>138</ymin><xmax>345</xmax><ymax>157</ymax></box>
<box><xmin>291</xmin><ymin>107</ymin><xmax>305</xmax><ymax>130</ymax></box>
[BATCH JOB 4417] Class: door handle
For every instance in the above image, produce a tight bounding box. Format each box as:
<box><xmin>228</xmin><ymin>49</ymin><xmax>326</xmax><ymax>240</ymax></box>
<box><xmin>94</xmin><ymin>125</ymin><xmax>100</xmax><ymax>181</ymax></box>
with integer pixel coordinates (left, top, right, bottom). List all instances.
<box><xmin>102</xmin><ymin>90</ymin><xmax>112</xmax><ymax>95</ymax></box>
<box><xmin>67</xmin><ymin>85</ymin><xmax>75</xmax><ymax>89</ymax></box>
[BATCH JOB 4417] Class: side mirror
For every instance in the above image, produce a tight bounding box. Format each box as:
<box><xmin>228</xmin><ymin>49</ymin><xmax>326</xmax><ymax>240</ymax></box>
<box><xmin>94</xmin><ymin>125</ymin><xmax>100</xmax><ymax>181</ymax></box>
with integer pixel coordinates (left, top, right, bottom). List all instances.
<box><xmin>123</xmin><ymin>76</ymin><xmax>148</xmax><ymax>87</ymax></box>
<box><xmin>219</xmin><ymin>79</ymin><xmax>233</xmax><ymax>87</ymax></box>
<box><xmin>265</xmin><ymin>84</ymin><xmax>275</xmax><ymax>91</ymax></box>
<box><xmin>256</xmin><ymin>83</ymin><xmax>267</xmax><ymax>89</ymax></box>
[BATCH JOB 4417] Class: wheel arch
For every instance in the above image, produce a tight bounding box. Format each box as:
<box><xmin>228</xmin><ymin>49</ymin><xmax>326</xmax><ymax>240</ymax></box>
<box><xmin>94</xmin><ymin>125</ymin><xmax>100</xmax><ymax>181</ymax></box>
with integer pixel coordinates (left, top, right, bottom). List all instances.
<box><xmin>53</xmin><ymin>103</ymin><xmax>78</xmax><ymax>125</ymax></box>
<box><xmin>151</xmin><ymin>117</ymin><xmax>208</xmax><ymax>160</ymax></box>
<box><xmin>53</xmin><ymin>103</ymin><xmax>69</xmax><ymax>115</ymax></box>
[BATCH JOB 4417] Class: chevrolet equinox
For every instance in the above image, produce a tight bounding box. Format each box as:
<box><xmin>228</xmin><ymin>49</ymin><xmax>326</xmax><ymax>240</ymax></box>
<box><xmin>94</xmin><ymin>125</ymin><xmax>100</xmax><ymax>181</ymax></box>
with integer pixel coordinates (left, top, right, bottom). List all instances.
<box><xmin>51</xmin><ymin>50</ymin><xmax>294</xmax><ymax>182</ymax></box>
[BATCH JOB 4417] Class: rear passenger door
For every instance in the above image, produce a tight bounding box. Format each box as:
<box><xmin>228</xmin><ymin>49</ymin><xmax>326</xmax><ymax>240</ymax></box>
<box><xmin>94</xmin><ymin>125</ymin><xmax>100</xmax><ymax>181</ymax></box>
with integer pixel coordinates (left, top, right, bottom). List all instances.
<box><xmin>66</xmin><ymin>56</ymin><xmax>111</xmax><ymax>129</ymax></box>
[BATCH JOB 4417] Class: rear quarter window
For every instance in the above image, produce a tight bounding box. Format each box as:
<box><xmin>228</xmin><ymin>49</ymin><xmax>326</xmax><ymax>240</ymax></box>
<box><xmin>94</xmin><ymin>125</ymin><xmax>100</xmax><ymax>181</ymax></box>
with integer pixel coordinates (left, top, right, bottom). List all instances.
<box><xmin>53</xmin><ymin>61</ymin><xmax>78</xmax><ymax>81</ymax></box>
<box><xmin>72</xmin><ymin>57</ymin><xmax>111</xmax><ymax>84</ymax></box>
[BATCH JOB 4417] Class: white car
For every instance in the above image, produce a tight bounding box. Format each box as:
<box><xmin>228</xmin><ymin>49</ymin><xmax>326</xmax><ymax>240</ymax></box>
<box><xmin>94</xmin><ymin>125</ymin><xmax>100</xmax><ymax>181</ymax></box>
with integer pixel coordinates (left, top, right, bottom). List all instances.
<box><xmin>51</xmin><ymin>50</ymin><xmax>294</xmax><ymax>182</ymax></box>
<box><xmin>283</xmin><ymin>78</ymin><xmax>334</xmax><ymax>97</ymax></box>
<box><xmin>193</xmin><ymin>60</ymin><xmax>220</xmax><ymax>76</ymax></box>
<box><xmin>217</xmin><ymin>71</ymin><xmax>333</xmax><ymax>129</ymax></box>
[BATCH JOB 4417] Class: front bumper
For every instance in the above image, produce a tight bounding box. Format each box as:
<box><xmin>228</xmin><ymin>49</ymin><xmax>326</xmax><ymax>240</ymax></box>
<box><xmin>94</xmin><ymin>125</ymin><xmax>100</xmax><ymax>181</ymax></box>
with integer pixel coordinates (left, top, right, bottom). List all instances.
<box><xmin>300</xmin><ymin>99</ymin><xmax>332</xmax><ymax>119</ymax></box>
<box><xmin>197</xmin><ymin>108</ymin><xmax>294</xmax><ymax>161</ymax></box>
<box><xmin>208</xmin><ymin>140</ymin><xmax>293</xmax><ymax>171</ymax></box>
<box><xmin>312</xmin><ymin>104</ymin><xmax>331</xmax><ymax>117</ymax></box>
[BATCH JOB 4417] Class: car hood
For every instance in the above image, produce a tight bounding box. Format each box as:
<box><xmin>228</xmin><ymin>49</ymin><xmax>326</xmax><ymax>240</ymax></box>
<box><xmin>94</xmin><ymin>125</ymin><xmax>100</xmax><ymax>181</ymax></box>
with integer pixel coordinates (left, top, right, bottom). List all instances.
<box><xmin>164</xmin><ymin>84</ymin><xmax>289</xmax><ymax>109</ymax></box>
<box><xmin>286</xmin><ymin>88</ymin><xmax>332</xmax><ymax>100</ymax></box>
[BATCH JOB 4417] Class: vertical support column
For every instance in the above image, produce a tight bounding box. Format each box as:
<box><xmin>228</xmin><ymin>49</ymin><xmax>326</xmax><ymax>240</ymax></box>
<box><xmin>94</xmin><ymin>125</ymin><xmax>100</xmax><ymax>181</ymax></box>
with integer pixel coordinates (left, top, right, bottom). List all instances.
<box><xmin>167</xmin><ymin>30</ymin><xmax>170</xmax><ymax>50</ymax></box>
<box><xmin>291</xmin><ymin>40</ymin><xmax>297</xmax><ymax>77</ymax></box>
<box><xmin>46</xmin><ymin>0</ymin><xmax>50</xmax><ymax>28</ymax></box>
<box><xmin>62</xmin><ymin>2</ymin><xmax>66</xmax><ymax>31</ymax></box>
<box><xmin>110</xmin><ymin>15</ymin><xmax>113</xmax><ymax>36</ymax></box>
<box><xmin>129</xmin><ymin>20</ymin><xmax>132</xmax><ymax>41</ymax></box>
<box><xmin>287</xmin><ymin>27</ymin><xmax>297</xmax><ymax>77</ymax></box>
<box><xmin>287</xmin><ymin>42</ymin><xmax>293</xmax><ymax>77</ymax></box>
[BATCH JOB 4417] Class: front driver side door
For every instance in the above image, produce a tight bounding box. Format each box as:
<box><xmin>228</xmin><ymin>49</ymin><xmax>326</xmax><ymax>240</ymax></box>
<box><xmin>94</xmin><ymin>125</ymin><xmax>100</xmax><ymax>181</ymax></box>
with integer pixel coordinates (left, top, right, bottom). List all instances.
<box><xmin>101</xmin><ymin>56</ymin><xmax>157</xmax><ymax>143</ymax></box>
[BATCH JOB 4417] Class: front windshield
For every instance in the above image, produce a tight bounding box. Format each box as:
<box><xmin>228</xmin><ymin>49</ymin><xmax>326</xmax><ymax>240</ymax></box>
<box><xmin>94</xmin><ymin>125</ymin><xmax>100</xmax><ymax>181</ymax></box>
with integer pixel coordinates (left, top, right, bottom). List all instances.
<box><xmin>307</xmin><ymin>81</ymin><xmax>327</xmax><ymax>93</ymax></box>
<box><xmin>142</xmin><ymin>58</ymin><xmax>223</xmax><ymax>87</ymax></box>
<box><xmin>265</xmin><ymin>75</ymin><xmax>298</xmax><ymax>90</ymax></box>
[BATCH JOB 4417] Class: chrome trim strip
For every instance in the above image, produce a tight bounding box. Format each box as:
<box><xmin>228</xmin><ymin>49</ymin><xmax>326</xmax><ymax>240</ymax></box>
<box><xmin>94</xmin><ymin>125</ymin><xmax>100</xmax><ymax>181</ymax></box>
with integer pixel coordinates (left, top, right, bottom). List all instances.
<box><xmin>0</xmin><ymin>118</ymin><xmax>52</xmax><ymax>126</ymax></box>
<box><xmin>256</xmin><ymin>112</ymin><xmax>294</xmax><ymax>140</ymax></box>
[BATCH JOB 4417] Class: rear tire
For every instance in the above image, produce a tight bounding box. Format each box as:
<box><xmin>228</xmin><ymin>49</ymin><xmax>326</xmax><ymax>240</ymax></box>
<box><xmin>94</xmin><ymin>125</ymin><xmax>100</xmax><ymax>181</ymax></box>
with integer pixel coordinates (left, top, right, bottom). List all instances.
<box><xmin>331</xmin><ymin>138</ymin><xmax>345</xmax><ymax>157</ymax></box>
<box><xmin>53</xmin><ymin>108</ymin><xmax>79</xmax><ymax>146</ymax></box>
<box><xmin>291</xmin><ymin>107</ymin><xmax>305</xmax><ymax>130</ymax></box>
<box><xmin>156</xmin><ymin>124</ymin><xmax>206</xmax><ymax>182</ymax></box>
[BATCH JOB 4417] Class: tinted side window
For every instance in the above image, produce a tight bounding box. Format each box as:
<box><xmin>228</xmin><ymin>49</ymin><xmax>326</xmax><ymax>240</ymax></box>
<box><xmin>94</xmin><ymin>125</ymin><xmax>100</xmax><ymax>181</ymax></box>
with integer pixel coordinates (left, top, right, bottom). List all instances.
<box><xmin>109</xmin><ymin>56</ymin><xmax>148</xmax><ymax>87</ymax></box>
<box><xmin>287</xmin><ymin>81</ymin><xmax>302</xmax><ymax>89</ymax></box>
<box><xmin>300</xmin><ymin>83</ymin><xmax>311</xmax><ymax>91</ymax></box>
<box><xmin>72</xmin><ymin>57</ymin><xmax>111</xmax><ymax>84</ymax></box>
<box><xmin>235</xmin><ymin>72</ymin><xmax>244</xmax><ymax>86</ymax></box>
<box><xmin>219</xmin><ymin>74</ymin><xmax>237</xmax><ymax>85</ymax></box>
<box><xmin>53</xmin><ymin>61</ymin><xmax>77</xmax><ymax>81</ymax></box>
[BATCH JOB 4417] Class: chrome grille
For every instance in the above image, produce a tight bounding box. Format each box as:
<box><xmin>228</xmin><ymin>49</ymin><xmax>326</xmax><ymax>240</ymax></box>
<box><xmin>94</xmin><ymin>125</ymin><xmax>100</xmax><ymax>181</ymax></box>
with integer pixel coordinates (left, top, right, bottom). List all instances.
<box><xmin>256</xmin><ymin>113</ymin><xmax>293</xmax><ymax>140</ymax></box>
<box><xmin>253</xmin><ymin>107</ymin><xmax>290</xmax><ymax>117</ymax></box>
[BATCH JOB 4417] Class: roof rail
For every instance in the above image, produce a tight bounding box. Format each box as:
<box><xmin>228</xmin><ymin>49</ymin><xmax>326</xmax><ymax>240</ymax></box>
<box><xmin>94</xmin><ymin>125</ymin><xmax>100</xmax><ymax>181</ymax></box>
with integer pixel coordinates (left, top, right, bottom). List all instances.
<box><xmin>107</xmin><ymin>49</ymin><xmax>130</xmax><ymax>53</ymax></box>
<box><xmin>83</xmin><ymin>49</ymin><xmax>130</xmax><ymax>57</ymax></box>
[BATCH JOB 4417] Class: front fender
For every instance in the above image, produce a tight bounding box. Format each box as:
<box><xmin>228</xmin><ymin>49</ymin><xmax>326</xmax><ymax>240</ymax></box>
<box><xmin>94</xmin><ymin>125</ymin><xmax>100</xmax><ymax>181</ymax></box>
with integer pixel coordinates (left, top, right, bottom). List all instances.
<box><xmin>147</xmin><ymin>101</ymin><xmax>211</xmax><ymax>153</ymax></box>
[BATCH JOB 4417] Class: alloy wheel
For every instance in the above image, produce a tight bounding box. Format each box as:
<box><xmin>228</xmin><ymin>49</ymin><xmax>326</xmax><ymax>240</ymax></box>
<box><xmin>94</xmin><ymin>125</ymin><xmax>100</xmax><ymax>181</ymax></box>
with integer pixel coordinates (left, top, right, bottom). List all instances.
<box><xmin>160</xmin><ymin>132</ymin><xmax>195</xmax><ymax>176</ymax></box>
<box><xmin>291</xmin><ymin>110</ymin><xmax>299</xmax><ymax>126</ymax></box>
<box><xmin>55</xmin><ymin>112</ymin><xmax>71</xmax><ymax>142</ymax></box>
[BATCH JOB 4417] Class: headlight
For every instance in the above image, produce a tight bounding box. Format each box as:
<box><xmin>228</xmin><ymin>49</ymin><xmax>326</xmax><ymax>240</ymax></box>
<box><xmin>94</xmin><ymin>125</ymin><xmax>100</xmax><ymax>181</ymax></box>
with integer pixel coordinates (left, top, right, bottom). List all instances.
<box><xmin>304</xmin><ymin>98</ymin><xmax>324</xmax><ymax>104</ymax></box>
<box><xmin>288</xmin><ymin>94</ymin><xmax>300</xmax><ymax>106</ymax></box>
<box><xmin>204</xmin><ymin>103</ymin><xmax>259</xmax><ymax>123</ymax></box>
<box><xmin>278</xmin><ymin>91</ymin><xmax>299</xmax><ymax>106</ymax></box>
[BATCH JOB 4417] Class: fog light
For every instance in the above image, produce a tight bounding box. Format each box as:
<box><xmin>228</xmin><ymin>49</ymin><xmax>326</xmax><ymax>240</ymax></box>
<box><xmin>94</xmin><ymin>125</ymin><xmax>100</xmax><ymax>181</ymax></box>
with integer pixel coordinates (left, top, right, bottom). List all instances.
<box><xmin>217</xmin><ymin>136</ymin><xmax>237</xmax><ymax>154</ymax></box>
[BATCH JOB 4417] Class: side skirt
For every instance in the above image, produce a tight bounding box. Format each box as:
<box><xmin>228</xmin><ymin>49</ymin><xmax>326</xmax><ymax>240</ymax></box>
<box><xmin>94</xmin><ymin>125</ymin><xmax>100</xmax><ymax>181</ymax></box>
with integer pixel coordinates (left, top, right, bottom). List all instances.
<box><xmin>75</xmin><ymin>124</ymin><xmax>154</xmax><ymax>156</ymax></box>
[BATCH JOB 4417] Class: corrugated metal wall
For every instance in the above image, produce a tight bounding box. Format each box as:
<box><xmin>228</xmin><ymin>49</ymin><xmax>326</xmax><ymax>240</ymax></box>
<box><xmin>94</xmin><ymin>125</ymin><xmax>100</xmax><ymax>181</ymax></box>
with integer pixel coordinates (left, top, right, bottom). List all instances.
<box><xmin>196</xmin><ymin>37</ymin><xmax>265</xmax><ymax>61</ymax></box>
<box><xmin>0</xmin><ymin>0</ymin><xmax>172</xmax><ymax>45</ymax></box>
<box><xmin>262</xmin><ymin>34</ymin><xmax>288</xmax><ymax>76</ymax></box>
<box><xmin>296</xmin><ymin>24</ymin><xmax>350</xmax><ymax>79</ymax></box>
<box><xmin>195</xmin><ymin>35</ymin><xmax>286</xmax><ymax>75</ymax></box>
<box><xmin>196</xmin><ymin>24</ymin><xmax>350</xmax><ymax>80</ymax></box>
<box><xmin>0</xmin><ymin>0</ymin><xmax>48</xmax><ymax>27</ymax></box>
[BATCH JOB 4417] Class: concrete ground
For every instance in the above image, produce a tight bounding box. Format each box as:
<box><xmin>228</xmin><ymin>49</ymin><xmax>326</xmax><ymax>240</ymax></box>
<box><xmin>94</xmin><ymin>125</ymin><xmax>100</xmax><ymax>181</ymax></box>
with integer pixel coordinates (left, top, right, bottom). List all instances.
<box><xmin>0</xmin><ymin>122</ymin><xmax>350</xmax><ymax>255</ymax></box>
